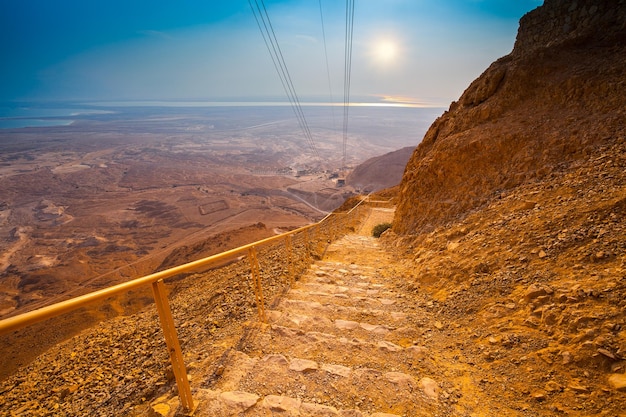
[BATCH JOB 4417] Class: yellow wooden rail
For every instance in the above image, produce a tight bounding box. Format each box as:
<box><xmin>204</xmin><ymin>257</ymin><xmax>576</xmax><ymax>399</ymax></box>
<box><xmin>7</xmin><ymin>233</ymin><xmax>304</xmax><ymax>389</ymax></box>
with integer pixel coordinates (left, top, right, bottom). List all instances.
<box><xmin>0</xmin><ymin>196</ymin><xmax>370</xmax><ymax>413</ymax></box>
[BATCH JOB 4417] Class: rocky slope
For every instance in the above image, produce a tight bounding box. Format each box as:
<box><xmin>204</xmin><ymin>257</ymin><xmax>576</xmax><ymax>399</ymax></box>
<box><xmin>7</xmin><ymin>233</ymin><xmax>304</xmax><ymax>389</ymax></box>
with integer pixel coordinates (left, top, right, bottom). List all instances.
<box><xmin>383</xmin><ymin>0</ymin><xmax>626</xmax><ymax>414</ymax></box>
<box><xmin>0</xmin><ymin>236</ymin><xmax>315</xmax><ymax>416</ymax></box>
<box><xmin>2</xmin><ymin>191</ymin><xmax>624</xmax><ymax>416</ymax></box>
<box><xmin>384</xmin><ymin>141</ymin><xmax>626</xmax><ymax>414</ymax></box>
<box><xmin>0</xmin><ymin>222</ymin><xmax>277</xmax><ymax>382</ymax></box>
<box><xmin>395</xmin><ymin>0</ymin><xmax>626</xmax><ymax>233</ymax></box>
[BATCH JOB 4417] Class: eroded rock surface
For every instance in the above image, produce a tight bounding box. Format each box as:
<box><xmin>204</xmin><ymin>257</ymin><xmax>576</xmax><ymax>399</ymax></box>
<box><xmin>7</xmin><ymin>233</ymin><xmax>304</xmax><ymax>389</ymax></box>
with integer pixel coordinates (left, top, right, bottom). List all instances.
<box><xmin>395</xmin><ymin>0</ymin><xmax>626</xmax><ymax>234</ymax></box>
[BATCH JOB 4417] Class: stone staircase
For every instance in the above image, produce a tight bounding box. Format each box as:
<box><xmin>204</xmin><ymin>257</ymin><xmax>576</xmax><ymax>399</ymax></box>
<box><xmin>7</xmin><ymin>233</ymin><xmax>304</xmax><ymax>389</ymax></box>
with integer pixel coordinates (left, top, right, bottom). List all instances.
<box><xmin>195</xmin><ymin>210</ymin><xmax>447</xmax><ymax>416</ymax></box>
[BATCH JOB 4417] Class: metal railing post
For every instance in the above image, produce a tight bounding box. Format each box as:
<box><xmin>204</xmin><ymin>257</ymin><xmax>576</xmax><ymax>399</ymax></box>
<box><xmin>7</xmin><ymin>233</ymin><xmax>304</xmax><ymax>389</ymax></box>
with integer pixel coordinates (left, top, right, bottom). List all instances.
<box><xmin>304</xmin><ymin>228</ymin><xmax>312</xmax><ymax>262</ymax></box>
<box><xmin>248</xmin><ymin>246</ymin><xmax>267</xmax><ymax>322</ymax></box>
<box><xmin>285</xmin><ymin>234</ymin><xmax>295</xmax><ymax>286</ymax></box>
<box><xmin>151</xmin><ymin>280</ymin><xmax>195</xmax><ymax>413</ymax></box>
<box><xmin>315</xmin><ymin>224</ymin><xmax>324</xmax><ymax>255</ymax></box>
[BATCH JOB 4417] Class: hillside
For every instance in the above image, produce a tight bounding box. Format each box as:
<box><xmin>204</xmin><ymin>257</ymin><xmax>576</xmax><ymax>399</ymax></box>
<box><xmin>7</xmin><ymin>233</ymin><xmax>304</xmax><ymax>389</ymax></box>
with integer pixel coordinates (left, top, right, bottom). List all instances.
<box><xmin>384</xmin><ymin>0</ymin><xmax>626</xmax><ymax>413</ymax></box>
<box><xmin>395</xmin><ymin>0</ymin><xmax>625</xmax><ymax>233</ymax></box>
<box><xmin>346</xmin><ymin>146</ymin><xmax>414</xmax><ymax>193</ymax></box>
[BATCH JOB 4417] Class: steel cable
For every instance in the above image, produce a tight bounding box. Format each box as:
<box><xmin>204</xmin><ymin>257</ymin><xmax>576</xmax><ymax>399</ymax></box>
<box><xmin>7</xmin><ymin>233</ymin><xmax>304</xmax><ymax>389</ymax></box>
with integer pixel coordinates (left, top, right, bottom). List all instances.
<box><xmin>248</xmin><ymin>0</ymin><xmax>320</xmax><ymax>159</ymax></box>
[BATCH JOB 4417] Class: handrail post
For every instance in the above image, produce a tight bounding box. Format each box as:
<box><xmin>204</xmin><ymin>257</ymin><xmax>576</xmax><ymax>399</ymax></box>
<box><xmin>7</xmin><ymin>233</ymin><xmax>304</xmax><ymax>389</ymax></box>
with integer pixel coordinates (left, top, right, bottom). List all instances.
<box><xmin>248</xmin><ymin>246</ymin><xmax>267</xmax><ymax>322</ymax></box>
<box><xmin>151</xmin><ymin>280</ymin><xmax>195</xmax><ymax>413</ymax></box>
<box><xmin>315</xmin><ymin>224</ymin><xmax>323</xmax><ymax>256</ymax></box>
<box><xmin>285</xmin><ymin>234</ymin><xmax>295</xmax><ymax>286</ymax></box>
<box><xmin>304</xmin><ymin>229</ymin><xmax>312</xmax><ymax>263</ymax></box>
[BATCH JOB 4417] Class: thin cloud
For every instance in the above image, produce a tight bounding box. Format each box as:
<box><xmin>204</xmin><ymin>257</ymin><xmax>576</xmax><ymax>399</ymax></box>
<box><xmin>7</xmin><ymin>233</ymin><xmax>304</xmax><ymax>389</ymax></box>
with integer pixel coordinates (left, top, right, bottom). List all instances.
<box><xmin>295</xmin><ymin>34</ymin><xmax>318</xmax><ymax>43</ymax></box>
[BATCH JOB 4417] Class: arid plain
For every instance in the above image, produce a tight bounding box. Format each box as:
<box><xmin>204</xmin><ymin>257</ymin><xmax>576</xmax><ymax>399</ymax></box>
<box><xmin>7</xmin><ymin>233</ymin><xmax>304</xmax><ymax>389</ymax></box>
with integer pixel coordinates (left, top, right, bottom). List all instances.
<box><xmin>0</xmin><ymin>104</ymin><xmax>440</xmax><ymax>319</ymax></box>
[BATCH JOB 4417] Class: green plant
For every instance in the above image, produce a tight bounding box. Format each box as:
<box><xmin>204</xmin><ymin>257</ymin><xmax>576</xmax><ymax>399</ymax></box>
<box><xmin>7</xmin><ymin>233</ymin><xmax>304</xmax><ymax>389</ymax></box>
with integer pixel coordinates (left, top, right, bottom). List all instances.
<box><xmin>372</xmin><ymin>222</ymin><xmax>392</xmax><ymax>238</ymax></box>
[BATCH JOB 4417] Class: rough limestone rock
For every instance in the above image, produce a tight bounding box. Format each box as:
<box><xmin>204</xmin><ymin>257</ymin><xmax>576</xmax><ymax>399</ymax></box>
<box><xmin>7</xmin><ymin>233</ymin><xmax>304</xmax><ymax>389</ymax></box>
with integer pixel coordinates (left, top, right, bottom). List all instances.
<box><xmin>219</xmin><ymin>391</ymin><xmax>260</xmax><ymax>412</ymax></box>
<box><xmin>608</xmin><ymin>374</ymin><xmax>626</xmax><ymax>392</ymax></box>
<box><xmin>263</xmin><ymin>395</ymin><xmax>302</xmax><ymax>413</ymax></box>
<box><xmin>395</xmin><ymin>0</ymin><xmax>626</xmax><ymax>234</ymax></box>
<box><xmin>289</xmin><ymin>358</ymin><xmax>319</xmax><ymax>372</ymax></box>
<box><xmin>419</xmin><ymin>377</ymin><xmax>439</xmax><ymax>399</ymax></box>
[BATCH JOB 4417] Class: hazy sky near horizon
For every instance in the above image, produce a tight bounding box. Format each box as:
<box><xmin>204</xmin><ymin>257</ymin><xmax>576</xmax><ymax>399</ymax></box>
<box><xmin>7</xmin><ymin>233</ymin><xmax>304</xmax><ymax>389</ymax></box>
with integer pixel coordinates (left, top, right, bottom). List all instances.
<box><xmin>1</xmin><ymin>0</ymin><xmax>542</xmax><ymax>106</ymax></box>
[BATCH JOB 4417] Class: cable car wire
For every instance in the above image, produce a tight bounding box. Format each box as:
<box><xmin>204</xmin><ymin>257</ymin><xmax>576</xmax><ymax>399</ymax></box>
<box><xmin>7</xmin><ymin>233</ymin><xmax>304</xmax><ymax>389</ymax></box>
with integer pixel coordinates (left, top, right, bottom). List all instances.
<box><xmin>342</xmin><ymin>0</ymin><xmax>355</xmax><ymax>170</ymax></box>
<box><xmin>318</xmin><ymin>0</ymin><xmax>336</xmax><ymax>130</ymax></box>
<box><xmin>248</xmin><ymin>0</ymin><xmax>320</xmax><ymax>159</ymax></box>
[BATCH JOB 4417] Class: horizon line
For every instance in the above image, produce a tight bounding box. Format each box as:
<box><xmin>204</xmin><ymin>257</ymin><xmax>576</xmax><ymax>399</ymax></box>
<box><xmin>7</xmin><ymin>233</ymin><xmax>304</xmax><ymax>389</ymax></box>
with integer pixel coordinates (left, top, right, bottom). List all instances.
<box><xmin>77</xmin><ymin>100</ymin><xmax>448</xmax><ymax>109</ymax></box>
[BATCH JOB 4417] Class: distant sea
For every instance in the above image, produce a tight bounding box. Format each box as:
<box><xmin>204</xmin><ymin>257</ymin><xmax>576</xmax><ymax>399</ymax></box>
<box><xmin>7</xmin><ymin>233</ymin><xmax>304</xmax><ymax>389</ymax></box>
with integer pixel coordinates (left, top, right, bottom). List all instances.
<box><xmin>0</xmin><ymin>103</ymin><xmax>115</xmax><ymax>129</ymax></box>
<box><xmin>0</xmin><ymin>100</ymin><xmax>446</xmax><ymax>130</ymax></box>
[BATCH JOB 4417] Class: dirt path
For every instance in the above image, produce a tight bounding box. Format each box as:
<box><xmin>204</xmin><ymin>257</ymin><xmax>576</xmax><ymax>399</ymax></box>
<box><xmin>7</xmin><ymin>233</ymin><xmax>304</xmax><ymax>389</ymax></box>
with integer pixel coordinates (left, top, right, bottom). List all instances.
<box><xmin>356</xmin><ymin>206</ymin><xmax>394</xmax><ymax>236</ymax></box>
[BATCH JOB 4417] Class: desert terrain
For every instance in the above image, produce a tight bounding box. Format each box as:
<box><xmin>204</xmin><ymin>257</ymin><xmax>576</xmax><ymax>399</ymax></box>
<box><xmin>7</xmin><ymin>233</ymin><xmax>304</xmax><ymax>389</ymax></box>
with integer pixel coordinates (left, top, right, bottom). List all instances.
<box><xmin>0</xmin><ymin>103</ymin><xmax>440</xmax><ymax>380</ymax></box>
<box><xmin>0</xmin><ymin>104</ymin><xmax>439</xmax><ymax>319</ymax></box>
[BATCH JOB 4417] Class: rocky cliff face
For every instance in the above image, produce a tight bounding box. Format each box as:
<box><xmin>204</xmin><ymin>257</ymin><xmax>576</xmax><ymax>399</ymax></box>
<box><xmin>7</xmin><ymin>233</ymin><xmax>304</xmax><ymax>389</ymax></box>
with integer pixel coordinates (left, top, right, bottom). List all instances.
<box><xmin>386</xmin><ymin>3</ymin><xmax>626</xmax><ymax>412</ymax></box>
<box><xmin>394</xmin><ymin>0</ymin><xmax>626</xmax><ymax>234</ymax></box>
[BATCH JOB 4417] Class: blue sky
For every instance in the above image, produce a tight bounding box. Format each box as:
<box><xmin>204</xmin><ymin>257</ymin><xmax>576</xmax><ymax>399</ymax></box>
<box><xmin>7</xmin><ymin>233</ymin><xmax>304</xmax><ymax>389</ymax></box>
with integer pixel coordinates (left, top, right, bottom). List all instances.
<box><xmin>0</xmin><ymin>0</ymin><xmax>542</xmax><ymax>105</ymax></box>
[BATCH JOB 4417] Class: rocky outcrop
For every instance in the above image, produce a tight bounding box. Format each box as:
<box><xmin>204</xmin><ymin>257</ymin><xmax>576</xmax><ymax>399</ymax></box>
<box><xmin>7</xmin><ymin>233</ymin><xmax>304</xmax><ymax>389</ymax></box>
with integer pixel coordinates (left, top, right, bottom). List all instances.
<box><xmin>513</xmin><ymin>0</ymin><xmax>626</xmax><ymax>58</ymax></box>
<box><xmin>394</xmin><ymin>0</ymin><xmax>626</xmax><ymax>234</ymax></box>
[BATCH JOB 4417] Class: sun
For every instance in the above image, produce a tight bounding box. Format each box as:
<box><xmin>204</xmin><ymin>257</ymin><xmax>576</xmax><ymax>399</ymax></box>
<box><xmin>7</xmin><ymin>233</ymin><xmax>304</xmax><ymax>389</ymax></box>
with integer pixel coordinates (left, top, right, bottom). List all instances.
<box><xmin>374</xmin><ymin>40</ymin><xmax>398</xmax><ymax>63</ymax></box>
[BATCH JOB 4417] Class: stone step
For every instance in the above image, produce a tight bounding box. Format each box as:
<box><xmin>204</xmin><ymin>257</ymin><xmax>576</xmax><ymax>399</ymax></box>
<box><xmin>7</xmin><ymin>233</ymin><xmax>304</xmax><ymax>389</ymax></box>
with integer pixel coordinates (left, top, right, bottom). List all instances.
<box><xmin>326</xmin><ymin>236</ymin><xmax>383</xmax><ymax>250</ymax></box>
<box><xmin>241</xmin><ymin>324</ymin><xmax>432</xmax><ymax>376</ymax></box>
<box><xmin>323</xmin><ymin>249</ymin><xmax>391</xmax><ymax>265</ymax></box>
<box><xmin>291</xmin><ymin>283</ymin><xmax>397</xmax><ymax>308</ymax></box>
<box><xmin>308</xmin><ymin>272</ymin><xmax>384</xmax><ymax>287</ymax></box>
<box><xmin>238</xmin><ymin>353</ymin><xmax>437</xmax><ymax>416</ymax></box>
<box><xmin>273</xmin><ymin>299</ymin><xmax>408</xmax><ymax>326</ymax></box>
<box><xmin>304</xmin><ymin>273</ymin><xmax>391</xmax><ymax>288</ymax></box>
<box><xmin>202</xmin><ymin>350</ymin><xmax>440</xmax><ymax>416</ymax></box>
<box><xmin>296</xmin><ymin>281</ymin><xmax>390</xmax><ymax>296</ymax></box>
<box><xmin>309</xmin><ymin>262</ymin><xmax>379</xmax><ymax>279</ymax></box>
<box><xmin>304</xmin><ymin>273</ymin><xmax>385</xmax><ymax>288</ymax></box>
<box><xmin>267</xmin><ymin>310</ymin><xmax>420</xmax><ymax>344</ymax></box>
<box><xmin>196</xmin><ymin>388</ymin><xmax>410</xmax><ymax>416</ymax></box>
<box><xmin>276</xmin><ymin>298</ymin><xmax>407</xmax><ymax>317</ymax></box>
<box><xmin>287</xmin><ymin>289</ymin><xmax>399</xmax><ymax>310</ymax></box>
